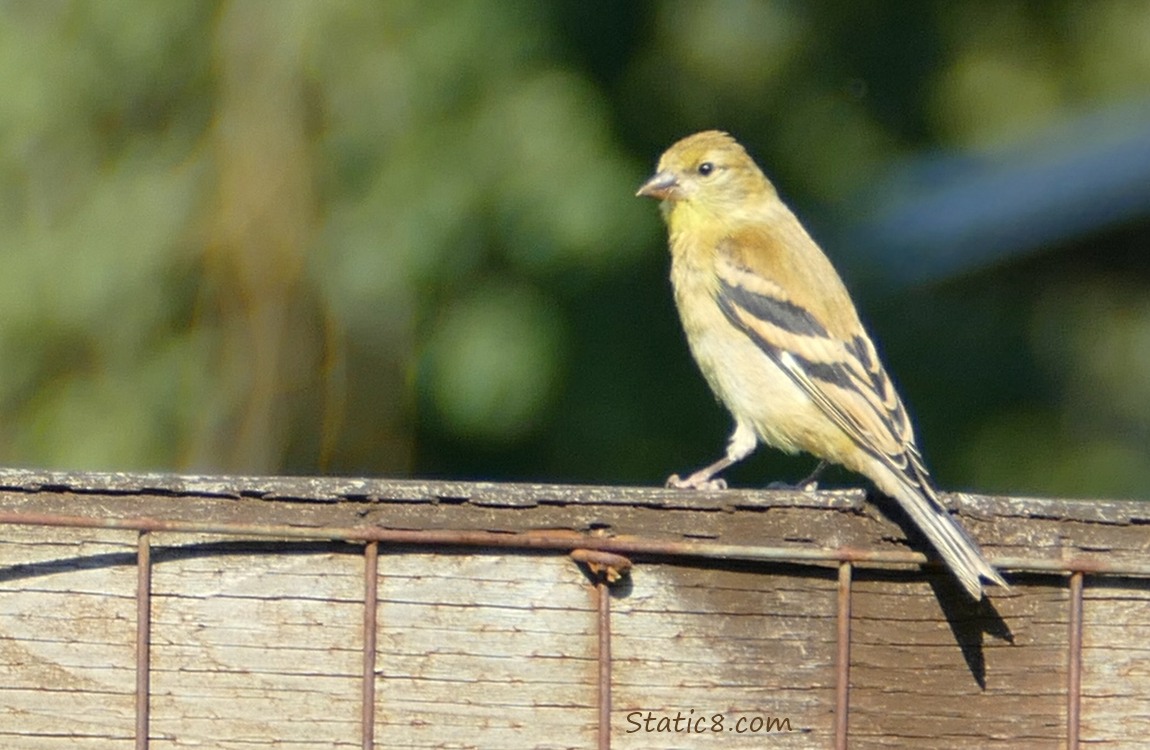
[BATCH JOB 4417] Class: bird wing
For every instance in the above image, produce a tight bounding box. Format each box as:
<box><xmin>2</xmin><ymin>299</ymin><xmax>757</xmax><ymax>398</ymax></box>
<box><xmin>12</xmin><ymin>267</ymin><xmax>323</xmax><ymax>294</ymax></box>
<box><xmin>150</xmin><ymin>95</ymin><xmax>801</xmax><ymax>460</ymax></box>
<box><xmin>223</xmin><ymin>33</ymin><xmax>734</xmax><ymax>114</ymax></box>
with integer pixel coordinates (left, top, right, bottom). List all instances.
<box><xmin>712</xmin><ymin>237</ymin><xmax>937</xmax><ymax>498</ymax></box>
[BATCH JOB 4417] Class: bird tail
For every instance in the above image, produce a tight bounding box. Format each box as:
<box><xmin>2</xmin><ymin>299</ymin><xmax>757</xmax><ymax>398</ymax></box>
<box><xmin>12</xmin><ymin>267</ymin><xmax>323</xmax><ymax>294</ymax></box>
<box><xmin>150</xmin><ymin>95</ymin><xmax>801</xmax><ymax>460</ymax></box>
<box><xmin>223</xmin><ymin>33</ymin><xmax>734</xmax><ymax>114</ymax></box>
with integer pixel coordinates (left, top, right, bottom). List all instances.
<box><xmin>882</xmin><ymin>472</ymin><xmax>1008</xmax><ymax>599</ymax></box>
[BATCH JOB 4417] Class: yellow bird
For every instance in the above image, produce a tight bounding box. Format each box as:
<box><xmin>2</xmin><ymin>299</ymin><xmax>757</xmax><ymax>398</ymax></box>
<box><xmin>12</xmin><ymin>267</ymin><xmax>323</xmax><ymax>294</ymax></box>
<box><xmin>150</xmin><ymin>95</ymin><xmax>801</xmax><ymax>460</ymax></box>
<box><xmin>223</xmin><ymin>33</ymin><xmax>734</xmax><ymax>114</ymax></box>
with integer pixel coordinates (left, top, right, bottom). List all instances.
<box><xmin>638</xmin><ymin>130</ymin><xmax>1006</xmax><ymax>599</ymax></box>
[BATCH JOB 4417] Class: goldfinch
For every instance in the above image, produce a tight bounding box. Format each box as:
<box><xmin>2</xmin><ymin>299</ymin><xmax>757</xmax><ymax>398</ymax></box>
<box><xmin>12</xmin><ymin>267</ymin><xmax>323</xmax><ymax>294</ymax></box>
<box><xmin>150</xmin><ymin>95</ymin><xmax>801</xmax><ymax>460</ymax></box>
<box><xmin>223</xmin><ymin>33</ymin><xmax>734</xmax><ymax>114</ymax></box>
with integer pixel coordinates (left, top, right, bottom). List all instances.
<box><xmin>637</xmin><ymin>130</ymin><xmax>1006</xmax><ymax>599</ymax></box>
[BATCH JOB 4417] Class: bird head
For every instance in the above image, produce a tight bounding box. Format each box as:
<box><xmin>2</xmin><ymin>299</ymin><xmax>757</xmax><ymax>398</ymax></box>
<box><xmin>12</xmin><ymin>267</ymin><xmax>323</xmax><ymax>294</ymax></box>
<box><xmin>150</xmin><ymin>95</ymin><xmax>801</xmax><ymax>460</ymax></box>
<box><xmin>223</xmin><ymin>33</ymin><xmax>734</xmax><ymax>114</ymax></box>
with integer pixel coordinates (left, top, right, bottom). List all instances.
<box><xmin>636</xmin><ymin>130</ymin><xmax>775</xmax><ymax>213</ymax></box>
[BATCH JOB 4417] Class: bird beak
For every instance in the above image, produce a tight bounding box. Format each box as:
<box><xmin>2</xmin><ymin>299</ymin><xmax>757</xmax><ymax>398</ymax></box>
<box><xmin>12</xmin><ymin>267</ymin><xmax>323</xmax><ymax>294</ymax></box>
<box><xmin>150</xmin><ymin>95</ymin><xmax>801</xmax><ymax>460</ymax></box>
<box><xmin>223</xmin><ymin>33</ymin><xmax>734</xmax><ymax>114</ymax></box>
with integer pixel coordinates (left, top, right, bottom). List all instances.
<box><xmin>636</xmin><ymin>171</ymin><xmax>678</xmax><ymax>200</ymax></box>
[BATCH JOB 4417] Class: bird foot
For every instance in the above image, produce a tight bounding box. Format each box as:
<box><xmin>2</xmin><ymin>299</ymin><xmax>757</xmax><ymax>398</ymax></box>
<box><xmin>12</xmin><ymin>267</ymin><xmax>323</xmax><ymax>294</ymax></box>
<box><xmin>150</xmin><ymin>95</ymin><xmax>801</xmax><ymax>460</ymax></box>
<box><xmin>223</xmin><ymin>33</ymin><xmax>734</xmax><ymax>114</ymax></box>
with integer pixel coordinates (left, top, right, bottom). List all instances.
<box><xmin>666</xmin><ymin>473</ymin><xmax>728</xmax><ymax>491</ymax></box>
<box><xmin>767</xmin><ymin>479</ymin><xmax>819</xmax><ymax>492</ymax></box>
<box><xmin>766</xmin><ymin>460</ymin><xmax>826</xmax><ymax>492</ymax></box>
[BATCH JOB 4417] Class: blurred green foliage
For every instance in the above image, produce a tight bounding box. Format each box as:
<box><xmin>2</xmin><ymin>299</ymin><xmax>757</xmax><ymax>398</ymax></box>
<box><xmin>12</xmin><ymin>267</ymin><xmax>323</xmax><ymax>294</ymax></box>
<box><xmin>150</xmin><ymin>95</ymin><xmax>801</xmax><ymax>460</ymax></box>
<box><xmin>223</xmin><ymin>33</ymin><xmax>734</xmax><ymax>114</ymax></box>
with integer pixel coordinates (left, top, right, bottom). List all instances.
<box><xmin>1</xmin><ymin>1</ymin><xmax>1149</xmax><ymax>499</ymax></box>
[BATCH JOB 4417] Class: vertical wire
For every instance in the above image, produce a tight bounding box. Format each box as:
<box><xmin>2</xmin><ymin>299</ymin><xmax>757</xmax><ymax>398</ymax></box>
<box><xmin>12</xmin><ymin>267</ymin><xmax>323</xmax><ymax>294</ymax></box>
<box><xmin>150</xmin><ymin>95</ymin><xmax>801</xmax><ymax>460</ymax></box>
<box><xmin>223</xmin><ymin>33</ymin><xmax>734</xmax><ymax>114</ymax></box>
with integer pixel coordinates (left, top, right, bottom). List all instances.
<box><xmin>1067</xmin><ymin>571</ymin><xmax>1084</xmax><ymax>750</ymax></box>
<box><xmin>834</xmin><ymin>562</ymin><xmax>853</xmax><ymax>750</ymax></box>
<box><xmin>135</xmin><ymin>531</ymin><xmax>152</xmax><ymax>750</ymax></box>
<box><xmin>362</xmin><ymin>541</ymin><xmax>380</xmax><ymax>750</ymax></box>
<box><xmin>596</xmin><ymin>579</ymin><xmax>612</xmax><ymax>750</ymax></box>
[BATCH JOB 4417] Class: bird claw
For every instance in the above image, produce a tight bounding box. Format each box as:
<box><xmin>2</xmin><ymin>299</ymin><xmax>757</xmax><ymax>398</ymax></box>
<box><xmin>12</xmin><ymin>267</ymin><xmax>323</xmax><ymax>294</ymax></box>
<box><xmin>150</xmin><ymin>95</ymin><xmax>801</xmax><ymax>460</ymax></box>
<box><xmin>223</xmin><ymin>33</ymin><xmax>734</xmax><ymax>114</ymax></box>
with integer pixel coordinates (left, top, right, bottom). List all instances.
<box><xmin>666</xmin><ymin>473</ymin><xmax>728</xmax><ymax>491</ymax></box>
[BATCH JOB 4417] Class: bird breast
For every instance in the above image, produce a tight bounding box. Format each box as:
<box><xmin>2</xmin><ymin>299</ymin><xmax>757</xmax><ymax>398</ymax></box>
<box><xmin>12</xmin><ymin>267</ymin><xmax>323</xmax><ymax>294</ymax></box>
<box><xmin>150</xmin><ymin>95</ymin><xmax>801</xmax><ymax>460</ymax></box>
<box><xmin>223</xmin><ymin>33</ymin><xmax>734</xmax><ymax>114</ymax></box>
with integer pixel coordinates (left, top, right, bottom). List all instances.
<box><xmin>670</xmin><ymin>252</ymin><xmax>826</xmax><ymax>457</ymax></box>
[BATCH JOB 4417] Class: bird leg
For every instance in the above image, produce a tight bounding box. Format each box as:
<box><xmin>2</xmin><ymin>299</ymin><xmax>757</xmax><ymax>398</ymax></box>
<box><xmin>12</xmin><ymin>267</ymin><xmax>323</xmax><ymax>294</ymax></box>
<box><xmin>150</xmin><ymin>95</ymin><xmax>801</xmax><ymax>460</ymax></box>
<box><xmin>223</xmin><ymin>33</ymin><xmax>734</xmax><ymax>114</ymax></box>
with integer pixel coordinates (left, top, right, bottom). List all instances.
<box><xmin>797</xmin><ymin>459</ymin><xmax>828</xmax><ymax>490</ymax></box>
<box><xmin>666</xmin><ymin>456</ymin><xmax>734</xmax><ymax>490</ymax></box>
<box><xmin>767</xmin><ymin>460</ymin><xmax>829</xmax><ymax>491</ymax></box>
<box><xmin>666</xmin><ymin>422</ymin><xmax>757</xmax><ymax>491</ymax></box>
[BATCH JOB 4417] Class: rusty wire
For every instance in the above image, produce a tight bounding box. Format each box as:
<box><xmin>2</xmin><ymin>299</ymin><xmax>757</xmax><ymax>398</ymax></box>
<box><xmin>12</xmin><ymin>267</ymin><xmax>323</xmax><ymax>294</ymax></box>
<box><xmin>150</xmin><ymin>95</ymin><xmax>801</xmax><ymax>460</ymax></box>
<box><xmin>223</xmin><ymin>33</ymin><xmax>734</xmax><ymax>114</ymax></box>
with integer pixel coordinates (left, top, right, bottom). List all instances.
<box><xmin>362</xmin><ymin>541</ymin><xmax>380</xmax><ymax>750</ymax></box>
<box><xmin>834</xmin><ymin>561</ymin><xmax>852</xmax><ymax>750</ymax></box>
<box><xmin>596</xmin><ymin>577</ymin><xmax>612</xmax><ymax>750</ymax></box>
<box><xmin>135</xmin><ymin>531</ymin><xmax>151</xmax><ymax>750</ymax></box>
<box><xmin>0</xmin><ymin>509</ymin><xmax>1146</xmax><ymax>578</ymax></box>
<box><xmin>1067</xmin><ymin>571</ymin><xmax>1084</xmax><ymax>750</ymax></box>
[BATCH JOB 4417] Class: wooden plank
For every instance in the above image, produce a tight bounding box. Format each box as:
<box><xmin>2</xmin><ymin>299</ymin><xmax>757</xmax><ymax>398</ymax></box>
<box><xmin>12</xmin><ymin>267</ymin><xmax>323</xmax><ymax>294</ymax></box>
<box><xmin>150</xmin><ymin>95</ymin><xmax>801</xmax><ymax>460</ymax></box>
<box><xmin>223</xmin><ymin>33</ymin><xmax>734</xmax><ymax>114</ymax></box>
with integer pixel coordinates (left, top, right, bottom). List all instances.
<box><xmin>0</xmin><ymin>527</ymin><xmax>136</xmax><ymax>748</ymax></box>
<box><xmin>373</xmin><ymin>553</ymin><xmax>596</xmax><ymax>748</ymax></box>
<box><xmin>149</xmin><ymin>538</ymin><xmax>363</xmax><ymax>747</ymax></box>
<box><xmin>849</xmin><ymin>577</ymin><xmax>1066</xmax><ymax>749</ymax></box>
<box><xmin>1</xmin><ymin>472</ymin><xmax>1149</xmax><ymax>747</ymax></box>
<box><xmin>1080</xmin><ymin>581</ymin><xmax>1150</xmax><ymax>747</ymax></box>
<box><xmin>612</xmin><ymin>564</ymin><xmax>835</xmax><ymax>748</ymax></box>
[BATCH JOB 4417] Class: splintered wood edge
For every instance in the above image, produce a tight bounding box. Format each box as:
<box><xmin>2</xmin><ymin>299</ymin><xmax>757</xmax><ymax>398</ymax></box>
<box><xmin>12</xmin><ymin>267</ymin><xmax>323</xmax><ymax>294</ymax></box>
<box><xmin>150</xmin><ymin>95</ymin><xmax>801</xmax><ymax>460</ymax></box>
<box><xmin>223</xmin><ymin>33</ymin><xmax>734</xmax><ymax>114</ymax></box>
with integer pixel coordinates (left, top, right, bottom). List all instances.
<box><xmin>0</xmin><ymin>468</ymin><xmax>1143</xmax><ymax>524</ymax></box>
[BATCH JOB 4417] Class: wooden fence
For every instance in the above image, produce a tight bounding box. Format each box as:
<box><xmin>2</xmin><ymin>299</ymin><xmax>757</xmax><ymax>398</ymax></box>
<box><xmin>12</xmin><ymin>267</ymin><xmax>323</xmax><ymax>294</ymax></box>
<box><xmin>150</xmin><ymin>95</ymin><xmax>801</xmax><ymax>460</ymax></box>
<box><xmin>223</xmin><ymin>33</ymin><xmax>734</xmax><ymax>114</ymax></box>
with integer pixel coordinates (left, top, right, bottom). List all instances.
<box><xmin>0</xmin><ymin>469</ymin><xmax>1147</xmax><ymax>749</ymax></box>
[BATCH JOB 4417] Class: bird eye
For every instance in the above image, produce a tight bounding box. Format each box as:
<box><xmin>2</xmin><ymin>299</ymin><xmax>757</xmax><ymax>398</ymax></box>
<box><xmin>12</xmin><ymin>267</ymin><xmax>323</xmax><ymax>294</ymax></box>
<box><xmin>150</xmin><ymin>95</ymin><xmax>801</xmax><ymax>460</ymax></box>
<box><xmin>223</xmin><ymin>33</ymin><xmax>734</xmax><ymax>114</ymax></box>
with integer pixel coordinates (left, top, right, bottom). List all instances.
<box><xmin>698</xmin><ymin>162</ymin><xmax>714</xmax><ymax>176</ymax></box>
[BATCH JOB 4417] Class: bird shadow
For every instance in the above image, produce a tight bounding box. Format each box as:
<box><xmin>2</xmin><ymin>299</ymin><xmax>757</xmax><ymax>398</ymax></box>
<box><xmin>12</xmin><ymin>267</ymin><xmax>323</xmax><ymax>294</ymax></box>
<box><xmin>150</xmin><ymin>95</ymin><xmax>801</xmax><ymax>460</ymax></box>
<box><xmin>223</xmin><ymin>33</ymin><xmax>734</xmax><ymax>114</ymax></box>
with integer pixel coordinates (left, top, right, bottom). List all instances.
<box><xmin>867</xmin><ymin>490</ymin><xmax>1015</xmax><ymax>690</ymax></box>
<box><xmin>928</xmin><ymin>575</ymin><xmax>1014</xmax><ymax>690</ymax></box>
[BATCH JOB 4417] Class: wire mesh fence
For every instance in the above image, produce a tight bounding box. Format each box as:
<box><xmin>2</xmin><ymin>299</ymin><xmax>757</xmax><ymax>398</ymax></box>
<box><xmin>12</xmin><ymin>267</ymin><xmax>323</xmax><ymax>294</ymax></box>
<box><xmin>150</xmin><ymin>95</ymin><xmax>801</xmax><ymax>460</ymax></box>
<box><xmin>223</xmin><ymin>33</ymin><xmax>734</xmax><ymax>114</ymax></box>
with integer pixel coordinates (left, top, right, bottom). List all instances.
<box><xmin>0</xmin><ymin>470</ymin><xmax>1147</xmax><ymax>748</ymax></box>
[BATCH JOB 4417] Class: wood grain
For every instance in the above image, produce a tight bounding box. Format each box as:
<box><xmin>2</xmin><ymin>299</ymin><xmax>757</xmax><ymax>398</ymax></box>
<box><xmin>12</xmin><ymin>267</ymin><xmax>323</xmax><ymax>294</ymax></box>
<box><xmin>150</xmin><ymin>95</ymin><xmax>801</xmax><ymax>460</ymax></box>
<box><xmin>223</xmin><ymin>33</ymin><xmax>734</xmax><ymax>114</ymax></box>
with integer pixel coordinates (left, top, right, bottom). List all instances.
<box><xmin>0</xmin><ymin>470</ymin><xmax>1148</xmax><ymax>748</ymax></box>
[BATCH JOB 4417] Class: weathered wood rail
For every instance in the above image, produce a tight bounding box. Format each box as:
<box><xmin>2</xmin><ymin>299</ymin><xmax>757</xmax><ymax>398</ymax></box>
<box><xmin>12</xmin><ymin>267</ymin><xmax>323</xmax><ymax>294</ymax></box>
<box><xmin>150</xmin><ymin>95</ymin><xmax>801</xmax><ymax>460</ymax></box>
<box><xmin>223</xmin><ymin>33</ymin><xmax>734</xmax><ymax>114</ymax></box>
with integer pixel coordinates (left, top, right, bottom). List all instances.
<box><xmin>0</xmin><ymin>469</ymin><xmax>1146</xmax><ymax>749</ymax></box>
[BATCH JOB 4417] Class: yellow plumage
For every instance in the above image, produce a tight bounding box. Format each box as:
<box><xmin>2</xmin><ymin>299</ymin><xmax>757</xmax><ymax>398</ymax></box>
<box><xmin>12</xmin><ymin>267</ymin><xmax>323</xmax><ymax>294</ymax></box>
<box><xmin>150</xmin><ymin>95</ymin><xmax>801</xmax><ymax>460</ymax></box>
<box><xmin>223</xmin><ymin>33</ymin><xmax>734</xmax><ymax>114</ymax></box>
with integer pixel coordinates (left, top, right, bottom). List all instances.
<box><xmin>638</xmin><ymin>130</ymin><xmax>1006</xmax><ymax>599</ymax></box>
